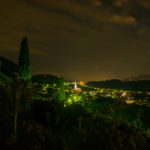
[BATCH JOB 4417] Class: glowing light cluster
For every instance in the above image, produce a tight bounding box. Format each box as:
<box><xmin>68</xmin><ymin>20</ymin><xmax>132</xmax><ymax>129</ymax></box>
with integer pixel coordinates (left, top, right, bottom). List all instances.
<box><xmin>66</xmin><ymin>94</ymin><xmax>82</xmax><ymax>105</ymax></box>
<box><xmin>125</xmin><ymin>100</ymin><xmax>135</xmax><ymax>104</ymax></box>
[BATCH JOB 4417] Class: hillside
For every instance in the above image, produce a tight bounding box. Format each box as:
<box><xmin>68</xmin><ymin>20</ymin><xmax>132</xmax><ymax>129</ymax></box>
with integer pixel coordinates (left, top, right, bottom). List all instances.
<box><xmin>87</xmin><ymin>79</ymin><xmax>150</xmax><ymax>91</ymax></box>
<box><xmin>32</xmin><ymin>74</ymin><xmax>59</xmax><ymax>85</ymax></box>
<box><xmin>124</xmin><ymin>75</ymin><xmax>150</xmax><ymax>81</ymax></box>
<box><xmin>0</xmin><ymin>56</ymin><xmax>18</xmax><ymax>77</ymax></box>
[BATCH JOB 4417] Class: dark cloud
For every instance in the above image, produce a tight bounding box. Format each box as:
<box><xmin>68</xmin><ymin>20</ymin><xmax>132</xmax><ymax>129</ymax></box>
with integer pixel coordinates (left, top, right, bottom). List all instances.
<box><xmin>0</xmin><ymin>0</ymin><xmax>150</xmax><ymax>81</ymax></box>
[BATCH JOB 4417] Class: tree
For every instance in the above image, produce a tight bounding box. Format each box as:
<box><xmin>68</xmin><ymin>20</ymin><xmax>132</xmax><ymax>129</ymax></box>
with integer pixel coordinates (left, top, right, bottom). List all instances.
<box><xmin>58</xmin><ymin>77</ymin><xmax>66</xmax><ymax>101</ymax></box>
<box><xmin>0</xmin><ymin>61</ymin><xmax>2</xmax><ymax>70</ymax></box>
<box><xmin>9</xmin><ymin>74</ymin><xmax>34</xmax><ymax>137</ymax></box>
<box><xmin>18</xmin><ymin>37</ymin><xmax>32</xmax><ymax>80</ymax></box>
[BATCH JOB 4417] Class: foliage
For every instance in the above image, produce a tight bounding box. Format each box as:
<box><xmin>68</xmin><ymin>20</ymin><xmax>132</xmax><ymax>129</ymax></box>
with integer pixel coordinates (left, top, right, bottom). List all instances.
<box><xmin>32</xmin><ymin>74</ymin><xmax>59</xmax><ymax>85</ymax></box>
<box><xmin>0</xmin><ymin>84</ymin><xmax>150</xmax><ymax>149</ymax></box>
<box><xmin>58</xmin><ymin>77</ymin><xmax>66</xmax><ymax>101</ymax></box>
<box><xmin>18</xmin><ymin>37</ymin><xmax>32</xmax><ymax>80</ymax></box>
<box><xmin>0</xmin><ymin>56</ymin><xmax>18</xmax><ymax>78</ymax></box>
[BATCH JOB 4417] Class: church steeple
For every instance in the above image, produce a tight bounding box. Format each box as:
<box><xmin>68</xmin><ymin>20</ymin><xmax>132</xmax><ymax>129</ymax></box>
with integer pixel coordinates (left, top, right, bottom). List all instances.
<box><xmin>74</xmin><ymin>80</ymin><xmax>77</xmax><ymax>90</ymax></box>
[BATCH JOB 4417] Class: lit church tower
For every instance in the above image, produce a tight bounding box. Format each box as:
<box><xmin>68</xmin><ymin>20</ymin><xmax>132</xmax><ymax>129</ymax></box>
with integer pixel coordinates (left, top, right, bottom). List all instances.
<box><xmin>74</xmin><ymin>81</ymin><xmax>77</xmax><ymax>90</ymax></box>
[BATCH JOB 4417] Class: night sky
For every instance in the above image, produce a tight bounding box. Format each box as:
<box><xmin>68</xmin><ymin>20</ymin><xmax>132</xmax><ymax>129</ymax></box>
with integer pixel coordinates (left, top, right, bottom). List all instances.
<box><xmin>0</xmin><ymin>0</ymin><xmax>150</xmax><ymax>81</ymax></box>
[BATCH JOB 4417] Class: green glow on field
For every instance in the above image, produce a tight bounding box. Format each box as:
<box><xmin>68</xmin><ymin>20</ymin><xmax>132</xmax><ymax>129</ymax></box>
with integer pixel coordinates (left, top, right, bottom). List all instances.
<box><xmin>66</xmin><ymin>94</ymin><xmax>82</xmax><ymax>105</ymax></box>
<box><xmin>68</xmin><ymin>99</ymin><xmax>72</xmax><ymax>104</ymax></box>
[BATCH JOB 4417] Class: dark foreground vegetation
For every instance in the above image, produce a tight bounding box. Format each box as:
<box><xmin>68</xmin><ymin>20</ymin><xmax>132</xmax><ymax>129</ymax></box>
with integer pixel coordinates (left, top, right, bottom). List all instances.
<box><xmin>1</xmin><ymin>83</ymin><xmax>150</xmax><ymax>150</ymax></box>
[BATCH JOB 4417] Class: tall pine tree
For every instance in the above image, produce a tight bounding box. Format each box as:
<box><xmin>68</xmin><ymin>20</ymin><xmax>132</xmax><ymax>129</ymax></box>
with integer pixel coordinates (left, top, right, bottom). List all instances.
<box><xmin>18</xmin><ymin>37</ymin><xmax>32</xmax><ymax>80</ymax></box>
<box><xmin>58</xmin><ymin>77</ymin><xmax>66</xmax><ymax>101</ymax></box>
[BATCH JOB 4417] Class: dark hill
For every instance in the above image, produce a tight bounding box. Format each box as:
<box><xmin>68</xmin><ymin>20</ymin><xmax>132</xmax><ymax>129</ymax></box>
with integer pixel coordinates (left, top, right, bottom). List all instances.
<box><xmin>0</xmin><ymin>56</ymin><xmax>18</xmax><ymax>77</ymax></box>
<box><xmin>87</xmin><ymin>79</ymin><xmax>150</xmax><ymax>91</ymax></box>
<box><xmin>124</xmin><ymin>74</ymin><xmax>150</xmax><ymax>81</ymax></box>
<box><xmin>32</xmin><ymin>74</ymin><xmax>59</xmax><ymax>85</ymax></box>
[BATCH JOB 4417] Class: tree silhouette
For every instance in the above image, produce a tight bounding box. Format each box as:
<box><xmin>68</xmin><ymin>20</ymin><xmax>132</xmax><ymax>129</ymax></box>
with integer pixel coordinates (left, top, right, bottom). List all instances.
<box><xmin>58</xmin><ymin>77</ymin><xmax>66</xmax><ymax>101</ymax></box>
<box><xmin>0</xmin><ymin>61</ymin><xmax>2</xmax><ymax>70</ymax></box>
<box><xmin>18</xmin><ymin>37</ymin><xmax>32</xmax><ymax>80</ymax></box>
<box><xmin>9</xmin><ymin>74</ymin><xmax>34</xmax><ymax>137</ymax></box>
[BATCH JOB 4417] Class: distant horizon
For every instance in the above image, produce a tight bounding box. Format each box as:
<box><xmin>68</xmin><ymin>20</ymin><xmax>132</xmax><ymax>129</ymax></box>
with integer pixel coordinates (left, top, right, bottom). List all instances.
<box><xmin>1</xmin><ymin>54</ymin><xmax>150</xmax><ymax>82</ymax></box>
<box><xmin>2</xmin><ymin>54</ymin><xmax>150</xmax><ymax>83</ymax></box>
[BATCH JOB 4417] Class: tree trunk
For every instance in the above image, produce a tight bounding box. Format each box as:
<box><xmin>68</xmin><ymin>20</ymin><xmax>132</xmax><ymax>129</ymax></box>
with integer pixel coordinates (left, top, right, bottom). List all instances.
<box><xmin>14</xmin><ymin>110</ymin><xmax>18</xmax><ymax>137</ymax></box>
